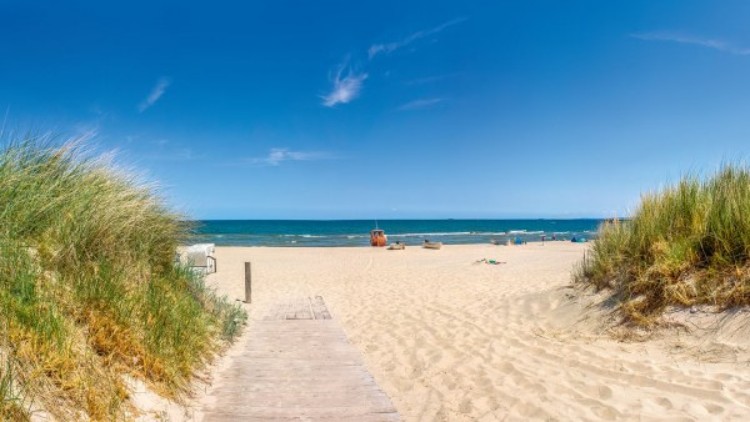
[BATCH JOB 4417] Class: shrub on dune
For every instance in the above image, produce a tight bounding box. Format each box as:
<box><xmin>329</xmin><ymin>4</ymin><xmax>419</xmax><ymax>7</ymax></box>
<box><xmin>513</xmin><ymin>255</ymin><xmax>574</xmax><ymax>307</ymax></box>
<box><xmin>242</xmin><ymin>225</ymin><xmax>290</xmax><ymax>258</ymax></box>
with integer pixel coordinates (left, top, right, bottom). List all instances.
<box><xmin>576</xmin><ymin>165</ymin><xmax>750</xmax><ymax>326</ymax></box>
<box><xmin>0</xmin><ymin>137</ymin><xmax>246</xmax><ymax>420</ymax></box>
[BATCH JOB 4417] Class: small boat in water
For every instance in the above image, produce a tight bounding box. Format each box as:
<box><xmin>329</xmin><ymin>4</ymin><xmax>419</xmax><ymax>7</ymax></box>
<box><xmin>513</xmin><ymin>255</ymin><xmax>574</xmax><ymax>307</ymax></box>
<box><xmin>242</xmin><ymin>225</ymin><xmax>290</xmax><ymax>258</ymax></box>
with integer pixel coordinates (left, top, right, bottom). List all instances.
<box><xmin>423</xmin><ymin>240</ymin><xmax>442</xmax><ymax>250</ymax></box>
<box><xmin>370</xmin><ymin>229</ymin><xmax>387</xmax><ymax>247</ymax></box>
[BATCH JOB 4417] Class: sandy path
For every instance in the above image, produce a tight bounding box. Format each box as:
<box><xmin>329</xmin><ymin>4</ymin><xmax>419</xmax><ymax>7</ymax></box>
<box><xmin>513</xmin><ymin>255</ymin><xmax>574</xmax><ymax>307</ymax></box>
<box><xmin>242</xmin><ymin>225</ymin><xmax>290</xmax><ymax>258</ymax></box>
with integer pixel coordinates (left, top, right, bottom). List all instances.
<box><xmin>203</xmin><ymin>243</ymin><xmax>750</xmax><ymax>421</ymax></box>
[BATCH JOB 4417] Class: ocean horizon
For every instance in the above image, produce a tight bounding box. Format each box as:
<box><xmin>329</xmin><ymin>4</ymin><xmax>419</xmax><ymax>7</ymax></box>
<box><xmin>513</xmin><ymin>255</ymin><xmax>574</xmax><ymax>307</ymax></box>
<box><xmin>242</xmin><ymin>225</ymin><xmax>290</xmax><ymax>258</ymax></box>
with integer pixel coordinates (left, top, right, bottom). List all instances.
<box><xmin>188</xmin><ymin>219</ymin><xmax>603</xmax><ymax>247</ymax></box>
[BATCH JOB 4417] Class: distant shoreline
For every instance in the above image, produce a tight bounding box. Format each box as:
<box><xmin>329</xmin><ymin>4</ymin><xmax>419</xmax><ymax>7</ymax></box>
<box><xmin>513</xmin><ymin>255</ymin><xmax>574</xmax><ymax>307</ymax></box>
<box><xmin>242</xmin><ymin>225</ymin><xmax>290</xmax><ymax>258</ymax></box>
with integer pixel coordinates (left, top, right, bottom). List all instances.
<box><xmin>186</xmin><ymin>219</ymin><xmax>601</xmax><ymax>247</ymax></box>
<box><xmin>181</xmin><ymin>239</ymin><xmax>586</xmax><ymax>248</ymax></box>
<box><xmin>186</xmin><ymin>218</ymin><xmax>611</xmax><ymax>222</ymax></box>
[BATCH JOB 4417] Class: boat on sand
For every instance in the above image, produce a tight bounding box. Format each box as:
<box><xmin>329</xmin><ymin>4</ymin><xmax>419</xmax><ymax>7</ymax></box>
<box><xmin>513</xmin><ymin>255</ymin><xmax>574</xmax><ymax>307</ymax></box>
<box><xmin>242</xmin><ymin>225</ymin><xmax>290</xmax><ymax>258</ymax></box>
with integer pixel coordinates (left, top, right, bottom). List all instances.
<box><xmin>423</xmin><ymin>240</ymin><xmax>442</xmax><ymax>250</ymax></box>
<box><xmin>370</xmin><ymin>229</ymin><xmax>387</xmax><ymax>247</ymax></box>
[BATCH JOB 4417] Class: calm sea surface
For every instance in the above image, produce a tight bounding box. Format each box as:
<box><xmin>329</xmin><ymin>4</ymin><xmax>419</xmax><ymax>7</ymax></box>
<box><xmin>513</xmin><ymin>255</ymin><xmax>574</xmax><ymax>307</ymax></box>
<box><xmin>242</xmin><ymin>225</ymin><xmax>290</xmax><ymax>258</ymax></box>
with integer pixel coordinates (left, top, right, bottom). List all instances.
<box><xmin>188</xmin><ymin>219</ymin><xmax>602</xmax><ymax>247</ymax></box>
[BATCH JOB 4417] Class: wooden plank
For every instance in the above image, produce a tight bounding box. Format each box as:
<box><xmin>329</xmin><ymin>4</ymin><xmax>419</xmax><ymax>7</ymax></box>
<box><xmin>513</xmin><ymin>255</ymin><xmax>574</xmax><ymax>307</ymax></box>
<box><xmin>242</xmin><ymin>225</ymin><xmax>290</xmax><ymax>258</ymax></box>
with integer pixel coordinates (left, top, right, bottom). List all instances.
<box><xmin>226</xmin><ymin>357</ymin><xmax>363</xmax><ymax>365</ymax></box>
<box><xmin>215</xmin><ymin>369</ymin><xmax>374</xmax><ymax>381</ymax></box>
<box><xmin>252</xmin><ymin>319</ymin><xmax>339</xmax><ymax>327</ymax></box>
<box><xmin>201</xmin><ymin>296</ymin><xmax>400</xmax><ymax>421</ymax></box>
<box><xmin>231</xmin><ymin>352</ymin><xmax>363</xmax><ymax>360</ymax></box>
<box><xmin>203</xmin><ymin>412</ymin><xmax>400</xmax><ymax>422</ymax></box>
<box><xmin>211</xmin><ymin>391</ymin><xmax>393</xmax><ymax>407</ymax></box>
<box><xmin>203</xmin><ymin>405</ymin><xmax>397</xmax><ymax>418</ymax></box>
<box><xmin>209</xmin><ymin>384</ymin><xmax>387</xmax><ymax>395</ymax></box>
<box><xmin>212</xmin><ymin>379</ymin><xmax>381</xmax><ymax>392</ymax></box>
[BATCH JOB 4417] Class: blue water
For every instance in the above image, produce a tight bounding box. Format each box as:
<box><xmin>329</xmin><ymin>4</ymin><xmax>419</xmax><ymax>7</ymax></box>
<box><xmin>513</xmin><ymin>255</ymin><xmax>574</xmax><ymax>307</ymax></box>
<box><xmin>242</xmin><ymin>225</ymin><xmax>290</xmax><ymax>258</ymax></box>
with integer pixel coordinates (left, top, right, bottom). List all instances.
<box><xmin>187</xmin><ymin>219</ymin><xmax>602</xmax><ymax>247</ymax></box>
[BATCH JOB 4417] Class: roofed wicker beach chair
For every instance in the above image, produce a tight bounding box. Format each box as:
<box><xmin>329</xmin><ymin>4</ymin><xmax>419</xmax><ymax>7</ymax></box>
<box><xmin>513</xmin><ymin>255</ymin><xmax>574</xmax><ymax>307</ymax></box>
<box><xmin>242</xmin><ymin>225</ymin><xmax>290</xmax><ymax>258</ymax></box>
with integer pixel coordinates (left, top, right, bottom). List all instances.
<box><xmin>181</xmin><ymin>243</ymin><xmax>217</xmax><ymax>274</ymax></box>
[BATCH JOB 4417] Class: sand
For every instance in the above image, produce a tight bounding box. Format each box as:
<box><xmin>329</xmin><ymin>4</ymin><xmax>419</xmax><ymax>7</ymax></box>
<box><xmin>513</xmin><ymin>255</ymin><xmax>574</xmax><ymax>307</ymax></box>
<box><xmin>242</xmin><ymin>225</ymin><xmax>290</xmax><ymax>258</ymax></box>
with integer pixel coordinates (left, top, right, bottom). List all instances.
<box><xmin>195</xmin><ymin>243</ymin><xmax>750</xmax><ymax>421</ymax></box>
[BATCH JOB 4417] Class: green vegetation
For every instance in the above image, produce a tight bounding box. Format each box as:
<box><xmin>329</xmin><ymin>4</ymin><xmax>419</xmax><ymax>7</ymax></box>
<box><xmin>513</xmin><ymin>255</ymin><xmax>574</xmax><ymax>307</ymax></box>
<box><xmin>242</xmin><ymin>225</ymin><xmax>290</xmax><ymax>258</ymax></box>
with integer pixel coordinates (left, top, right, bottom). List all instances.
<box><xmin>0</xmin><ymin>138</ymin><xmax>246</xmax><ymax>420</ymax></box>
<box><xmin>576</xmin><ymin>165</ymin><xmax>750</xmax><ymax>326</ymax></box>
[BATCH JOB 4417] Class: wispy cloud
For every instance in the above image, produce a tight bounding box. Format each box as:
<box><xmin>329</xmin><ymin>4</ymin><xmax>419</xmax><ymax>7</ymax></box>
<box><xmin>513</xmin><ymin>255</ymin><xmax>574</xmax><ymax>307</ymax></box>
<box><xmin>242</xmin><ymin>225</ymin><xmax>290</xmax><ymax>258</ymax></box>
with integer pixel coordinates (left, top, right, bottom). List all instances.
<box><xmin>321</xmin><ymin>60</ymin><xmax>368</xmax><ymax>107</ymax></box>
<box><xmin>138</xmin><ymin>77</ymin><xmax>171</xmax><ymax>112</ymax></box>
<box><xmin>397</xmin><ymin>98</ymin><xmax>443</xmax><ymax>111</ymax></box>
<box><xmin>321</xmin><ymin>19</ymin><xmax>464</xmax><ymax>107</ymax></box>
<box><xmin>250</xmin><ymin>148</ymin><xmax>335</xmax><ymax>166</ymax></box>
<box><xmin>369</xmin><ymin>17</ymin><xmax>467</xmax><ymax>59</ymax></box>
<box><xmin>631</xmin><ymin>31</ymin><xmax>750</xmax><ymax>55</ymax></box>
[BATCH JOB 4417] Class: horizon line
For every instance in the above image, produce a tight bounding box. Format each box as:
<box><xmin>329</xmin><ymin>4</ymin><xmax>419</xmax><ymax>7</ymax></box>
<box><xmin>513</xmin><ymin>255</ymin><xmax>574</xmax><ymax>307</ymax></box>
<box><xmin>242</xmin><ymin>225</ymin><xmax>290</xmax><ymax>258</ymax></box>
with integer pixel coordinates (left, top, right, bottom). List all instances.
<box><xmin>186</xmin><ymin>217</ymin><xmax>622</xmax><ymax>221</ymax></box>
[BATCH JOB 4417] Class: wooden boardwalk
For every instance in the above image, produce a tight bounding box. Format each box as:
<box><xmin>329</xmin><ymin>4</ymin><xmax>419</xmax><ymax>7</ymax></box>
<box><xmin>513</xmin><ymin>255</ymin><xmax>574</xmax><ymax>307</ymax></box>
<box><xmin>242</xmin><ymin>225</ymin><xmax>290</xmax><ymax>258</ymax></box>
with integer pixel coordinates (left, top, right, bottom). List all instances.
<box><xmin>201</xmin><ymin>296</ymin><xmax>399</xmax><ymax>421</ymax></box>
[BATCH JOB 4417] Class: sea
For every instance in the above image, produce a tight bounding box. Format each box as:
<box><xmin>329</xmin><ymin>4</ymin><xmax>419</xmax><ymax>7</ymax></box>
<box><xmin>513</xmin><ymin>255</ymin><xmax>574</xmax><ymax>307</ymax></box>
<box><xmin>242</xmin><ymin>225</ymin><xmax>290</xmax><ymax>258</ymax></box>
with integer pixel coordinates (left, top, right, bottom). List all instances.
<box><xmin>188</xmin><ymin>219</ymin><xmax>602</xmax><ymax>247</ymax></box>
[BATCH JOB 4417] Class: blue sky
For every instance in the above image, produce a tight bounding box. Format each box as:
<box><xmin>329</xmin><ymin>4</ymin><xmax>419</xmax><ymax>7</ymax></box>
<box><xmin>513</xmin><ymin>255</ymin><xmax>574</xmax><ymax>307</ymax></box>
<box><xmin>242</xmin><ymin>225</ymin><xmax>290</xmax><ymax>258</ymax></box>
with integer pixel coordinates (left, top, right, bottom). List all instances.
<box><xmin>2</xmin><ymin>1</ymin><xmax>750</xmax><ymax>219</ymax></box>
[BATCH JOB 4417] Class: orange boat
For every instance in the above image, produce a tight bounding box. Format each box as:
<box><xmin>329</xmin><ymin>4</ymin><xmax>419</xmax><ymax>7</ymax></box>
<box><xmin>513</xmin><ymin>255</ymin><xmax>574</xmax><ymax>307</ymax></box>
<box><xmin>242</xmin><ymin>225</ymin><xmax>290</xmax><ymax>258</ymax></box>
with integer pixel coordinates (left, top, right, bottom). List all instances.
<box><xmin>370</xmin><ymin>229</ymin><xmax>387</xmax><ymax>247</ymax></box>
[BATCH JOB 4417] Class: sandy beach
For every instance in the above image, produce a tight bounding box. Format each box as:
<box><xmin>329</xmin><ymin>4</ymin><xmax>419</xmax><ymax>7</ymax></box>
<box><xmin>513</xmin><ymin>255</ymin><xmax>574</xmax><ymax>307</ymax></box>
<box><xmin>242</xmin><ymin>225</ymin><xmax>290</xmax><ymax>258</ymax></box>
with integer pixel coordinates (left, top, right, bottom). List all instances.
<box><xmin>202</xmin><ymin>243</ymin><xmax>750</xmax><ymax>421</ymax></box>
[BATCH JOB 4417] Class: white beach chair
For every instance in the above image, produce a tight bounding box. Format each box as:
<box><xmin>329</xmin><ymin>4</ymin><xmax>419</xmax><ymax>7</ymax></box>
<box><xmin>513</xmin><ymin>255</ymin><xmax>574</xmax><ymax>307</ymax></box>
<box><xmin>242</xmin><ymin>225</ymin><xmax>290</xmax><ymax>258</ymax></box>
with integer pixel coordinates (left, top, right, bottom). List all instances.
<box><xmin>193</xmin><ymin>243</ymin><xmax>216</xmax><ymax>257</ymax></box>
<box><xmin>181</xmin><ymin>243</ymin><xmax>217</xmax><ymax>274</ymax></box>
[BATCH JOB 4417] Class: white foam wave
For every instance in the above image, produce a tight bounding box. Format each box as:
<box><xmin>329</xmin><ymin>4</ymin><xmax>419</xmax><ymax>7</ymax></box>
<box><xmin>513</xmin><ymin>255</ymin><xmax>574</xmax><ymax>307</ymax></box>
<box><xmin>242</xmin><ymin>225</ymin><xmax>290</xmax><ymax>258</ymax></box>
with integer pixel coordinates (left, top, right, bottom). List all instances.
<box><xmin>469</xmin><ymin>231</ymin><xmax>508</xmax><ymax>236</ymax></box>
<box><xmin>388</xmin><ymin>232</ymin><xmax>473</xmax><ymax>237</ymax></box>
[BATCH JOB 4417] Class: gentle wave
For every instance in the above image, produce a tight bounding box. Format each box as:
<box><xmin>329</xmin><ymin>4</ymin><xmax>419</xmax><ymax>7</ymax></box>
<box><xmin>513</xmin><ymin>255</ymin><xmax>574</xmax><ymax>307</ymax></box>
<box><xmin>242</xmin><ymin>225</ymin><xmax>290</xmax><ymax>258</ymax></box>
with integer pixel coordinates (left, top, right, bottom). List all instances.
<box><xmin>507</xmin><ymin>230</ymin><xmax>545</xmax><ymax>235</ymax></box>
<box><xmin>388</xmin><ymin>231</ymin><xmax>472</xmax><ymax>237</ymax></box>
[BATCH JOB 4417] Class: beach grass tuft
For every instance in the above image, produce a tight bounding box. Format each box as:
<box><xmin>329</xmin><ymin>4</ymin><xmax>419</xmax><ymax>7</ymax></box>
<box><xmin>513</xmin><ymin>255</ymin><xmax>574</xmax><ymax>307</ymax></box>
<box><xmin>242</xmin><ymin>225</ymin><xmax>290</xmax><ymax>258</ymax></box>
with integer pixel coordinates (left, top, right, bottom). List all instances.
<box><xmin>575</xmin><ymin>164</ymin><xmax>750</xmax><ymax>326</ymax></box>
<box><xmin>0</xmin><ymin>136</ymin><xmax>246</xmax><ymax>420</ymax></box>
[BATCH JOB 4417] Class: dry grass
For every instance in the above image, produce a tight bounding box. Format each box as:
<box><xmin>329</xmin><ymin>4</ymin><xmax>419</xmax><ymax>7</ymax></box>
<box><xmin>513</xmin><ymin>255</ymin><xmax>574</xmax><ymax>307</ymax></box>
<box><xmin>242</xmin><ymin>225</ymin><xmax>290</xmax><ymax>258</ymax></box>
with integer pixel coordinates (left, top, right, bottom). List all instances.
<box><xmin>0</xmin><ymin>137</ymin><xmax>246</xmax><ymax>420</ymax></box>
<box><xmin>575</xmin><ymin>165</ymin><xmax>750</xmax><ymax>326</ymax></box>
<box><xmin>1</xmin><ymin>337</ymin><xmax>31</xmax><ymax>422</ymax></box>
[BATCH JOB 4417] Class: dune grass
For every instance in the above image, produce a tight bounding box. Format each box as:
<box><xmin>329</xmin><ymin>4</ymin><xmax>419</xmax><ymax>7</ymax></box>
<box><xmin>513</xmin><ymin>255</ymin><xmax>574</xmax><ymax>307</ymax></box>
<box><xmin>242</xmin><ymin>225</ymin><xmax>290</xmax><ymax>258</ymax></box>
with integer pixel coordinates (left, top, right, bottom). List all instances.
<box><xmin>575</xmin><ymin>165</ymin><xmax>750</xmax><ymax>326</ymax></box>
<box><xmin>0</xmin><ymin>137</ymin><xmax>246</xmax><ymax>420</ymax></box>
<box><xmin>1</xmin><ymin>340</ymin><xmax>30</xmax><ymax>422</ymax></box>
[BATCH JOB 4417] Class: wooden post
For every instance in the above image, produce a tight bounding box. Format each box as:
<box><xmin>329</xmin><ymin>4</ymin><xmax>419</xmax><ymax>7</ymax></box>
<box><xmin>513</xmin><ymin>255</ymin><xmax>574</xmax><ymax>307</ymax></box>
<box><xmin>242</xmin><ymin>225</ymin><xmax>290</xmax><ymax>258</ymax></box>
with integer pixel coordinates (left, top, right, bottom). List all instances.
<box><xmin>244</xmin><ymin>261</ymin><xmax>252</xmax><ymax>303</ymax></box>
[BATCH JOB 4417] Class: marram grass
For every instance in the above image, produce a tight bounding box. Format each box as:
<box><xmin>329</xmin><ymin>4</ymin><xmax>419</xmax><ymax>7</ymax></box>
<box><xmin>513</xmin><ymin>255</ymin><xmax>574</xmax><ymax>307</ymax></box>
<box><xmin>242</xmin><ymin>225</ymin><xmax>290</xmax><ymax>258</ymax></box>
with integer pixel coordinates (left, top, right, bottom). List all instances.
<box><xmin>0</xmin><ymin>138</ymin><xmax>246</xmax><ymax>420</ymax></box>
<box><xmin>576</xmin><ymin>165</ymin><xmax>750</xmax><ymax>326</ymax></box>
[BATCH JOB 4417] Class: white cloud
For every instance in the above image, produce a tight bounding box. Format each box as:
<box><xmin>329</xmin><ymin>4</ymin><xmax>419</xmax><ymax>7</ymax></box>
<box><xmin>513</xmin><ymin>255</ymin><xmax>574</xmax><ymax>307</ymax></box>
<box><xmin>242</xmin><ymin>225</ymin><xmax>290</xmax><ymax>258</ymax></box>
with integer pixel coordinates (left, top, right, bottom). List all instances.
<box><xmin>321</xmin><ymin>61</ymin><xmax>368</xmax><ymax>107</ymax></box>
<box><xmin>631</xmin><ymin>32</ymin><xmax>750</xmax><ymax>55</ymax></box>
<box><xmin>138</xmin><ymin>77</ymin><xmax>171</xmax><ymax>112</ymax></box>
<box><xmin>369</xmin><ymin>17</ymin><xmax>467</xmax><ymax>59</ymax></box>
<box><xmin>250</xmin><ymin>148</ymin><xmax>334</xmax><ymax>166</ymax></box>
<box><xmin>397</xmin><ymin>98</ymin><xmax>443</xmax><ymax>111</ymax></box>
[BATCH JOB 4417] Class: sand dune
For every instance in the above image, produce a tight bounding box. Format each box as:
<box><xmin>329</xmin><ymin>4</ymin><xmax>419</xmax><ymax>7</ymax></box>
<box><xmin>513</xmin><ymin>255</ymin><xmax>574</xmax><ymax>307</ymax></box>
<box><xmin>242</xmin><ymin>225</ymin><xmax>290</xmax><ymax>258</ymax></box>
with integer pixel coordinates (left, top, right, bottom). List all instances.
<box><xmin>202</xmin><ymin>243</ymin><xmax>750</xmax><ymax>421</ymax></box>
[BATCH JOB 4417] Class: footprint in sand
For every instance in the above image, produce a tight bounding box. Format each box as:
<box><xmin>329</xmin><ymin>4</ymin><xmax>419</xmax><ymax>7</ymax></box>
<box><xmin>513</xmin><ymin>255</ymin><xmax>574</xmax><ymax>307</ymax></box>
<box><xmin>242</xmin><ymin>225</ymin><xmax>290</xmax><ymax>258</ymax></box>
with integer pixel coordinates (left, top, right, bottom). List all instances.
<box><xmin>704</xmin><ymin>403</ymin><xmax>725</xmax><ymax>415</ymax></box>
<box><xmin>597</xmin><ymin>385</ymin><xmax>613</xmax><ymax>400</ymax></box>
<box><xmin>655</xmin><ymin>396</ymin><xmax>674</xmax><ymax>410</ymax></box>
<box><xmin>458</xmin><ymin>397</ymin><xmax>474</xmax><ymax>414</ymax></box>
